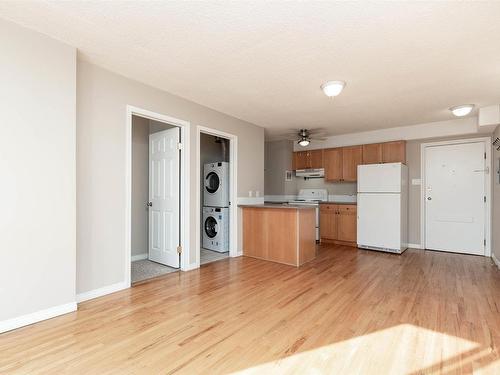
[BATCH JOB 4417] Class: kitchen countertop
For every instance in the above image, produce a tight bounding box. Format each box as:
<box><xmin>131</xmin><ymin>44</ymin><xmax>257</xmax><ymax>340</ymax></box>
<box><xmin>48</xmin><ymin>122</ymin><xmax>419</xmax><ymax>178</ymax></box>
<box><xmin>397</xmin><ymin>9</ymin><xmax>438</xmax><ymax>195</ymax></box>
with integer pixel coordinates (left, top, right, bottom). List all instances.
<box><xmin>238</xmin><ymin>204</ymin><xmax>316</xmax><ymax>210</ymax></box>
<box><xmin>319</xmin><ymin>201</ymin><xmax>357</xmax><ymax>205</ymax></box>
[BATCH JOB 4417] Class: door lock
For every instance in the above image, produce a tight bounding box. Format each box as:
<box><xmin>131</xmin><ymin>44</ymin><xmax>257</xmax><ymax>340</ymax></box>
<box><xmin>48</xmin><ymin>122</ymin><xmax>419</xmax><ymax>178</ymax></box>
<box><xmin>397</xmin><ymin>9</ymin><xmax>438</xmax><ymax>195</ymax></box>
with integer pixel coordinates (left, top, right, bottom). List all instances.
<box><xmin>427</xmin><ymin>197</ymin><xmax>432</xmax><ymax>201</ymax></box>
<box><xmin>147</xmin><ymin>202</ymin><xmax>153</xmax><ymax>207</ymax></box>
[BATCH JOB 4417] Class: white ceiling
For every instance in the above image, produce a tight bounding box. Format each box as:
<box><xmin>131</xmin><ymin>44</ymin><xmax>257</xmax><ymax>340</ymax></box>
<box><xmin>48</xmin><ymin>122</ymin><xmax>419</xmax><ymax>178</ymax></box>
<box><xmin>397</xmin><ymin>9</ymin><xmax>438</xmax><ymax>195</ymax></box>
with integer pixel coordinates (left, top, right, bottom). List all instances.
<box><xmin>2</xmin><ymin>1</ymin><xmax>500</xmax><ymax>138</ymax></box>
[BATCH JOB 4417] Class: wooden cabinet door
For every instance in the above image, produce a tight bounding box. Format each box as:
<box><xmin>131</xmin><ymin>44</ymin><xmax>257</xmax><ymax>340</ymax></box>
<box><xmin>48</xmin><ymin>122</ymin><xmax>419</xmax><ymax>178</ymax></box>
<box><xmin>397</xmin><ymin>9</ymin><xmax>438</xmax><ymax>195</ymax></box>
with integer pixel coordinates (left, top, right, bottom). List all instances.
<box><xmin>382</xmin><ymin>141</ymin><xmax>406</xmax><ymax>164</ymax></box>
<box><xmin>337</xmin><ymin>205</ymin><xmax>357</xmax><ymax>243</ymax></box>
<box><xmin>324</xmin><ymin>148</ymin><xmax>343</xmax><ymax>181</ymax></box>
<box><xmin>362</xmin><ymin>143</ymin><xmax>383</xmax><ymax>164</ymax></box>
<box><xmin>309</xmin><ymin>150</ymin><xmax>323</xmax><ymax>169</ymax></box>
<box><xmin>341</xmin><ymin>146</ymin><xmax>363</xmax><ymax>181</ymax></box>
<box><xmin>293</xmin><ymin>151</ymin><xmax>308</xmax><ymax>170</ymax></box>
<box><xmin>320</xmin><ymin>205</ymin><xmax>338</xmax><ymax>240</ymax></box>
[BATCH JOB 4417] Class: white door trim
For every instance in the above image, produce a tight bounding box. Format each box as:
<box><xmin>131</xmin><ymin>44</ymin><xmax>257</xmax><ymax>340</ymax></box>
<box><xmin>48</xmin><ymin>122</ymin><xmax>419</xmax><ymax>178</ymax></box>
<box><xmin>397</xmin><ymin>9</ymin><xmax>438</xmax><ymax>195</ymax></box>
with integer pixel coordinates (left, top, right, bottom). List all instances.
<box><xmin>126</xmin><ymin>105</ymin><xmax>191</xmax><ymax>288</ymax></box>
<box><xmin>196</xmin><ymin>126</ymin><xmax>239</xmax><ymax>269</ymax></box>
<box><xmin>420</xmin><ymin>137</ymin><xmax>491</xmax><ymax>256</ymax></box>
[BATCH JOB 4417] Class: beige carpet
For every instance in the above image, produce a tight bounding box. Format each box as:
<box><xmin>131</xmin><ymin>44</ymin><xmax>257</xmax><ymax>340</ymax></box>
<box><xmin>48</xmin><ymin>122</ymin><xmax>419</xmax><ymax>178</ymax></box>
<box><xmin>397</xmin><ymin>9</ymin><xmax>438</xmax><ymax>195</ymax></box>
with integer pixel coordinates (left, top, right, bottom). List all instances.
<box><xmin>131</xmin><ymin>259</ymin><xmax>178</xmax><ymax>283</ymax></box>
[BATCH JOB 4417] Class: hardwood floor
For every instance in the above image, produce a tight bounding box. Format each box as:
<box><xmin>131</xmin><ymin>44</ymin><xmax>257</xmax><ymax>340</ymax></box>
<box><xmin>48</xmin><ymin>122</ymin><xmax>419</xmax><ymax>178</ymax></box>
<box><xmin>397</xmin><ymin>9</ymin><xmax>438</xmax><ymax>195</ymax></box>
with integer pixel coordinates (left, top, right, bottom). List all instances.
<box><xmin>1</xmin><ymin>245</ymin><xmax>500</xmax><ymax>374</ymax></box>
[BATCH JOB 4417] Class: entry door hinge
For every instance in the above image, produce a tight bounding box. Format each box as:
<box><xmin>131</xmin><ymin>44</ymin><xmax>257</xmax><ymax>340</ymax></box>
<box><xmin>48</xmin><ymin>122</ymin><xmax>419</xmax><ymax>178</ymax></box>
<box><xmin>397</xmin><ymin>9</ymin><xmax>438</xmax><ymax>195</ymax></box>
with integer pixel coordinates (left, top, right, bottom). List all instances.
<box><xmin>484</xmin><ymin>152</ymin><xmax>487</xmax><ymax>160</ymax></box>
<box><xmin>484</xmin><ymin>196</ymin><xmax>487</xmax><ymax>203</ymax></box>
<box><xmin>177</xmin><ymin>142</ymin><xmax>183</xmax><ymax>150</ymax></box>
<box><xmin>484</xmin><ymin>239</ymin><xmax>487</xmax><ymax>247</ymax></box>
<box><xmin>177</xmin><ymin>245</ymin><xmax>182</xmax><ymax>254</ymax></box>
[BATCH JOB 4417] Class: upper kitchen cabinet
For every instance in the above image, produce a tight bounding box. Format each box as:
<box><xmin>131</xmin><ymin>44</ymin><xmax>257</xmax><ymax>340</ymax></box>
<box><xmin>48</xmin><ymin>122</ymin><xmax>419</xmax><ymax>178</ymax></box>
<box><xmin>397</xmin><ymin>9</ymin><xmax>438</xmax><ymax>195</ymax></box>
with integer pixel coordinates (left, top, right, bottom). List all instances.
<box><xmin>362</xmin><ymin>143</ymin><xmax>383</xmax><ymax>164</ymax></box>
<box><xmin>324</xmin><ymin>148</ymin><xmax>343</xmax><ymax>181</ymax></box>
<box><xmin>292</xmin><ymin>150</ymin><xmax>323</xmax><ymax>170</ymax></box>
<box><xmin>362</xmin><ymin>141</ymin><xmax>406</xmax><ymax>164</ymax></box>
<box><xmin>324</xmin><ymin>146</ymin><xmax>361</xmax><ymax>181</ymax></box>
<box><xmin>341</xmin><ymin>146</ymin><xmax>362</xmax><ymax>181</ymax></box>
<box><xmin>382</xmin><ymin>141</ymin><xmax>406</xmax><ymax>163</ymax></box>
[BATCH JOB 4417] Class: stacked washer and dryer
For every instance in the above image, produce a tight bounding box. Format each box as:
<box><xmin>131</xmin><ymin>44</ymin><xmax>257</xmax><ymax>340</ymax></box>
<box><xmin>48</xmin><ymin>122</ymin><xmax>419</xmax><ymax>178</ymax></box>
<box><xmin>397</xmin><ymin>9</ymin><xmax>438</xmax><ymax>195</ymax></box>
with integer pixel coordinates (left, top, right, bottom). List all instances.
<box><xmin>203</xmin><ymin>162</ymin><xmax>230</xmax><ymax>253</ymax></box>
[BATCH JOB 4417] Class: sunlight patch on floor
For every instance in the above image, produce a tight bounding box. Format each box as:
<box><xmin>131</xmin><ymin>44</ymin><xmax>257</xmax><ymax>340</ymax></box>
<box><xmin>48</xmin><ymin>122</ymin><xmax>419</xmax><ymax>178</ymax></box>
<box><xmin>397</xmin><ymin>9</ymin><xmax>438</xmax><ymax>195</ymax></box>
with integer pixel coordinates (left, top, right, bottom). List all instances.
<box><xmin>230</xmin><ymin>324</ymin><xmax>499</xmax><ymax>374</ymax></box>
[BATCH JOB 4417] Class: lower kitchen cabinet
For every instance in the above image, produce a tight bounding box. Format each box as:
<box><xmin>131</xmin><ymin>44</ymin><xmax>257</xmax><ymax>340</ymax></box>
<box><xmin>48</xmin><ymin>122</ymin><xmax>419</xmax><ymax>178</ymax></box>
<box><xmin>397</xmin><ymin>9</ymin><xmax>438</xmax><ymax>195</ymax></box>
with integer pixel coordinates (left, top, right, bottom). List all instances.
<box><xmin>320</xmin><ymin>204</ymin><xmax>357</xmax><ymax>247</ymax></box>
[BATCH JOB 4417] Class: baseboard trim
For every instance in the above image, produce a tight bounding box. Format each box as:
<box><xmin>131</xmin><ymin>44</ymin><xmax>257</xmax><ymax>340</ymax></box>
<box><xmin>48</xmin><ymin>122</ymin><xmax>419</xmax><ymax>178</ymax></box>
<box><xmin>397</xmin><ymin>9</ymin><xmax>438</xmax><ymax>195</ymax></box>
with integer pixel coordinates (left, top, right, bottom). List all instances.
<box><xmin>76</xmin><ymin>281</ymin><xmax>128</xmax><ymax>303</ymax></box>
<box><xmin>408</xmin><ymin>243</ymin><xmax>423</xmax><ymax>249</ymax></box>
<box><xmin>0</xmin><ymin>302</ymin><xmax>77</xmax><ymax>334</ymax></box>
<box><xmin>492</xmin><ymin>253</ymin><xmax>500</xmax><ymax>270</ymax></box>
<box><xmin>131</xmin><ymin>253</ymin><xmax>148</xmax><ymax>262</ymax></box>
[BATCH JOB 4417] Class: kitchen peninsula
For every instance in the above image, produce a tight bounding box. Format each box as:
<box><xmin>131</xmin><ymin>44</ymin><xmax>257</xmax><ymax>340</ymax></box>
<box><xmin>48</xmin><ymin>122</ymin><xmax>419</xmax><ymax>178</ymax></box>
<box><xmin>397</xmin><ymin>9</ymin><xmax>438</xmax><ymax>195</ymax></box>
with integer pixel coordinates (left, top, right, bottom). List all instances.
<box><xmin>239</xmin><ymin>204</ymin><xmax>316</xmax><ymax>267</ymax></box>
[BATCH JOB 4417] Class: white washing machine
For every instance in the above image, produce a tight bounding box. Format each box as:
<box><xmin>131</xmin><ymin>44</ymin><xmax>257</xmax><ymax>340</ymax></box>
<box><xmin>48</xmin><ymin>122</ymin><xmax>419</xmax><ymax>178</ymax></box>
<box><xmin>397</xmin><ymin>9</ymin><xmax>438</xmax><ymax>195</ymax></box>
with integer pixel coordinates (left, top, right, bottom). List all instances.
<box><xmin>204</xmin><ymin>162</ymin><xmax>229</xmax><ymax>207</ymax></box>
<box><xmin>202</xmin><ymin>206</ymin><xmax>229</xmax><ymax>253</ymax></box>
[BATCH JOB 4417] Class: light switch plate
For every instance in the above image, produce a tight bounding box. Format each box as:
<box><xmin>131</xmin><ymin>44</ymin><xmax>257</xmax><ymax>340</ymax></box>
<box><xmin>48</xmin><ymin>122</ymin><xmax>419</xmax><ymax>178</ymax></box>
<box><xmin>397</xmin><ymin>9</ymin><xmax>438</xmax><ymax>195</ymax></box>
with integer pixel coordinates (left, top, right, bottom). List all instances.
<box><xmin>412</xmin><ymin>178</ymin><xmax>421</xmax><ymax>186</ymax></box>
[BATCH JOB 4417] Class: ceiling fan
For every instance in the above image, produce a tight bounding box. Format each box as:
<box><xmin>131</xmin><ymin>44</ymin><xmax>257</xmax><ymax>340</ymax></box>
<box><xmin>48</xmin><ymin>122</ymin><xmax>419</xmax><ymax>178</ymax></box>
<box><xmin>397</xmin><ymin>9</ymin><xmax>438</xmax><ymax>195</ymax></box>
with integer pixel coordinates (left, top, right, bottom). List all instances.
<box><xmin>281</xmin><ymin>128</ymin><xmax>328</xmax><ymax>147</ymax></box>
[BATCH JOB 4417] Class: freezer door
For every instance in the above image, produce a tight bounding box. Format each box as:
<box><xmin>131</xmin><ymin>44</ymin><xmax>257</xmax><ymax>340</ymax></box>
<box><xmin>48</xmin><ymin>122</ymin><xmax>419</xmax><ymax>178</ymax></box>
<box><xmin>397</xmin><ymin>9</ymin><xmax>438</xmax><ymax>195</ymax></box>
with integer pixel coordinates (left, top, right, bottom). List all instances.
<box><xmin>357</xmin><ymin>193</ymin><xmax>401</xmax><ymax>250</ymax></box>
<box><xmin>358</xmin><ymin>163</ymin><xmax>403</xmax><ymax>193</ymax></box>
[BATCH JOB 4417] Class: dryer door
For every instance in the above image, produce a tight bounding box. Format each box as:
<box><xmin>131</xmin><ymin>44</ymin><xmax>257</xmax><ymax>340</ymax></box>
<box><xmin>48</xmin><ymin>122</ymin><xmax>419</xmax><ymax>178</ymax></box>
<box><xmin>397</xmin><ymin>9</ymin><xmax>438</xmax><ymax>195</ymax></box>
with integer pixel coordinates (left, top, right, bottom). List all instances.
<box><xmin>205</xmin><ymin>172</ymin><xmax>220</xmax><ymax>194</ymax></box>
<box><xmin>204</xmin><ymin>216</ymin><xmax>219</xmax><ymax>238</ymax></box>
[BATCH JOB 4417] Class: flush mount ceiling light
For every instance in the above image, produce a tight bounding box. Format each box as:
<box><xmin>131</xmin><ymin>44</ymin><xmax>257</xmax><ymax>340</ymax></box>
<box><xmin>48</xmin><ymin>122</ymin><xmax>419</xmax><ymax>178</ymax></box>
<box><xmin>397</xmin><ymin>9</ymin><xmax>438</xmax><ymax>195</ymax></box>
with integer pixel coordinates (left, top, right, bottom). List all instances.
<box><xmin>449</xmin><ymin>104</ymin><xmax>474</xmax><ymax>117</ymax></box>
<box><xmin>321</xmin><ymin>81</ymin><xmax>346</xmax><ymax>97</ymax></box>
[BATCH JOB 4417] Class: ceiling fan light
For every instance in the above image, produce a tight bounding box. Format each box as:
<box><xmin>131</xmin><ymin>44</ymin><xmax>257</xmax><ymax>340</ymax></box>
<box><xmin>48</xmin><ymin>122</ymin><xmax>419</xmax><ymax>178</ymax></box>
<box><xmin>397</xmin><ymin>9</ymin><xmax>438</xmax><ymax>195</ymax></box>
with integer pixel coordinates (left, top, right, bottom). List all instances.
<box><xmin>321</xmin><ymin>81</ymin><xmax>346</xmax><ymax>97</ymax></box>
<box><xmin>298</xmin><ymin>139</ymin><xmax>310</xmax><ymax>147</ymax></box>
<box><xmin>449</xmin><ymin>104</ymin><xmax>474</xmax><ymax>117</ymax></box>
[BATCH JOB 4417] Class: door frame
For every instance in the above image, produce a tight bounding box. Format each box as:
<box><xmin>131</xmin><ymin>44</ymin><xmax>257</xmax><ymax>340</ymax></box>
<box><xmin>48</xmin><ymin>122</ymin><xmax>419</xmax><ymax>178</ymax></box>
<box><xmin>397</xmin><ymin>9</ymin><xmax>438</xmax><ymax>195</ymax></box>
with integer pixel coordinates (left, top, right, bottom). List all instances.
<box><xmin>125</xmin><ymin>105</ymin><xmax>191</xmax><ymax>287</ymax></box>
<box><xmin>420</xmin><ymin>137</ymin><xmax>491</xmax><ymax>256</ymax></box>
<box><xmin>196</xmin><ymin>126</ymin><xmax>239</xmax><ymax>268</ymax></box>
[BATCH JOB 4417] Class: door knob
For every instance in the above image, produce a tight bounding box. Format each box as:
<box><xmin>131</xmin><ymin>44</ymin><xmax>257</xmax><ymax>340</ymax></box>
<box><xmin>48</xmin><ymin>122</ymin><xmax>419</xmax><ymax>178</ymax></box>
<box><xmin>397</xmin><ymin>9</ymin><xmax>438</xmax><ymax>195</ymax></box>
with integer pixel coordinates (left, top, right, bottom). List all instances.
<box><xmin>427</xmin><ymin>197</ymin><xmax>432</xmax><ymax>201</ymax></box>
<box><xmin>147</xmin><ymin>202</ymin><xmax>152</xmax><ymax>207</ymax></box>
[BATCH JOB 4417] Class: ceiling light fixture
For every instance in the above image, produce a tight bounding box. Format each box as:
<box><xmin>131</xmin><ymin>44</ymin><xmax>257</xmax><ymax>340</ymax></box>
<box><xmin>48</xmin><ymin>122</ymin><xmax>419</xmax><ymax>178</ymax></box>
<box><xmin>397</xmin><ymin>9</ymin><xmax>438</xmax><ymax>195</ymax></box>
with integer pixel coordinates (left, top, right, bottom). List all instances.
<box><xmin>298</xmin><ymin>138</ymin><xmax>310</xmax><ymax>147</ymax></box>
<box><xmin>321</xmin><ymin>81</ymin><xmax>346</xmax><ymax>97</ymax></box>
<box><xmin>449</xmin><ymin>104</ymin><xmax>474</xmax><ymax>117</ymax></box>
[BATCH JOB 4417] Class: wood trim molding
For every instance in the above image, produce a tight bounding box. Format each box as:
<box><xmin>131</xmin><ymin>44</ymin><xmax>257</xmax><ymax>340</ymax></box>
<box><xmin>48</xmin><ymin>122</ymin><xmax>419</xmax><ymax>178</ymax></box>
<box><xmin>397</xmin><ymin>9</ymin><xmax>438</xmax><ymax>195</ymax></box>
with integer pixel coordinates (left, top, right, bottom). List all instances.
<box><xmin>76</xmin><ymin>281</ymin><xmax>128</xmax><ymax>303</ymax></box>
<box><xmin>0</xmin><ymin>302</ymin><xmax>77</xmax><ymax>334</ymax></box>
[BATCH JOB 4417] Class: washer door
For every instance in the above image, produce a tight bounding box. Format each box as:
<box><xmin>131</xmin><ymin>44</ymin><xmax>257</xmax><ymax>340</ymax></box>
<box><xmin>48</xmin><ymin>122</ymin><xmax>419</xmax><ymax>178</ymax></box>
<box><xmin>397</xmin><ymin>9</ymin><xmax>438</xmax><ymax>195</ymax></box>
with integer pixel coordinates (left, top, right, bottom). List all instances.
<box><xmin>205</xmin><ymin>172</ymin><xmax>220</xmax><ymax>194</ymax></box>
<box><xmin>204</xmin><ymin>216</ymin><xmax>219</xmax><ymax>238</ymax></box>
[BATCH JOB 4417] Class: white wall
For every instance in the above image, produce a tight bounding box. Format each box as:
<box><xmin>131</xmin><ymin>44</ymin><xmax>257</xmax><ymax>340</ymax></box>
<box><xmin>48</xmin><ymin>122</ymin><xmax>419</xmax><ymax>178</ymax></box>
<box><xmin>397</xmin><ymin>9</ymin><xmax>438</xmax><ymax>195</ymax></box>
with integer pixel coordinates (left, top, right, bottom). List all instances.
<box><xmin>131</xmin><ymin>116</ymin><xmax>149</xmax><ymax>257</ymax></box>
<box><xmin>77</xmin><ymin>61</ymin><xmax>264</xmax><ymax>295</ymax></box>
<box><xmin>0</xmin><ymin>19</ymin><xmax>76</xmax><ymax>329</ymax></box>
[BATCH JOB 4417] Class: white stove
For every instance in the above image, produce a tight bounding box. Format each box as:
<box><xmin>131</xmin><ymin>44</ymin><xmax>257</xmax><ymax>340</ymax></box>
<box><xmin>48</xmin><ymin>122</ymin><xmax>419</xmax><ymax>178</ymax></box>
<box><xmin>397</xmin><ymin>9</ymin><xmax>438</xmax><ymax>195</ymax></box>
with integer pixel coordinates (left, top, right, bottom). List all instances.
<box><xmin>288</xmin><ymin>189</ymin><xmax>328</xmax><ymax>241</ymax></box>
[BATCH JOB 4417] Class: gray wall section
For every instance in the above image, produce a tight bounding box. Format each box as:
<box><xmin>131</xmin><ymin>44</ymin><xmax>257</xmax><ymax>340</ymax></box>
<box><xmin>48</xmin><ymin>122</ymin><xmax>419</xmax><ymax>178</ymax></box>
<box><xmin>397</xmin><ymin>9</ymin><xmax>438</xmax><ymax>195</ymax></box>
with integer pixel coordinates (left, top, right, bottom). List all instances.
<box><xmin>77</xmin><ymin>60</ymin><xmax>264</xmax><ymax>294</ymax></box>
<box><xmin>493</xmin><ymin>126</ymin><xmax>500</xmax><ymax>260</ymax></box>
<box><xmin>0</xmin><ymin>19</ymin><xmax>76</xmax><ymax>322</ymax></box>
<box><xmin>131</xmin><ymin>116</ymin><xmax>150</xmax><ymax>257</ymax></box>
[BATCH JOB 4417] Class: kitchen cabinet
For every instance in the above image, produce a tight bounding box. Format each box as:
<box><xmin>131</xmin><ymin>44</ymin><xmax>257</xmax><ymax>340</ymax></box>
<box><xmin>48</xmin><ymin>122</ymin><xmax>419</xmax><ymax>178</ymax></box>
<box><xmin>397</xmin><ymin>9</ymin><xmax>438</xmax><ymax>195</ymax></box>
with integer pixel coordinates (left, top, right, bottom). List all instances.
<box><xmin>324</xmin><ymin>148</ymin><xmax>343</xmax><ymax>181</ymax></box>
<box><xmin>320</xmin><ymin>204</ymin><xmax>357</xmax><ymax>247</ymax></box>
<box><xmin>294</xmin><ymin>140</ymin><xmax>406</xmax><ymax>176</ymax></box>
<box><xmin>337</xmin><ymin>205</ymin><xmax>357</xmax><ymax>243</ymax></box>
<box><xmin>382</xmin><ymin>141</ymin><xmax>406</xmax><ymax>164</ymax></box>
<box><xmin>292</xmin><ymin>150</ymin><xmax>323</xmax><ymax>170</ymax></box>
<box><xmin>319</xmin><ymin>204</ymin><xmax>338</xmax><ymax>240</ymax></box>
<box><xmin>324</xmin><ymin>146</ymin><xmax>362</xmax><ymax>182</ymax></box>
<box><xmin>362</xmin><ymin>143</ymin><xmax>383</xmax><ymax>164</ymax></box>
<box><xmin>362</xmin><ymin>141</ymin><xmax>406</xmax><ymax>164</ymax></box>
<box><xmin>341</xmin><ymin>146</ymin><xmax>363</xmax><ymax>181</ymax></box>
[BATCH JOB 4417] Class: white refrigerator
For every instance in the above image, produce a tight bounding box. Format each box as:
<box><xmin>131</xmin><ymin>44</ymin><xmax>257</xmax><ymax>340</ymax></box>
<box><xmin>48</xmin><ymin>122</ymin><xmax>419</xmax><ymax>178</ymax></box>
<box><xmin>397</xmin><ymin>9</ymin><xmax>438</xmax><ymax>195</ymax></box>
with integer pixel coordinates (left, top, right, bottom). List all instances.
<box><xmin>357</xmin><ymin>163</ymin><xmax>408</xmax><ymax>254</ymax></box>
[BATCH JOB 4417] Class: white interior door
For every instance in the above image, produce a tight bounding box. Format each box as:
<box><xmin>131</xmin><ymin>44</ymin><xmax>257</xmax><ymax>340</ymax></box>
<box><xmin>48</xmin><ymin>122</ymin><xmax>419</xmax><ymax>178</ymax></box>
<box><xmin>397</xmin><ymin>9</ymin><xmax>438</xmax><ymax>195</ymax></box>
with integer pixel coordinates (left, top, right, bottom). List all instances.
<box><xmin>149</xmin><ymin>128</ymin><xmax>180</xmax><ymax>267</ymax></box>
<box><xmin>425</xmin><ymin>142</ymin><xmax>486</xmax><ymax>255</ymax></box>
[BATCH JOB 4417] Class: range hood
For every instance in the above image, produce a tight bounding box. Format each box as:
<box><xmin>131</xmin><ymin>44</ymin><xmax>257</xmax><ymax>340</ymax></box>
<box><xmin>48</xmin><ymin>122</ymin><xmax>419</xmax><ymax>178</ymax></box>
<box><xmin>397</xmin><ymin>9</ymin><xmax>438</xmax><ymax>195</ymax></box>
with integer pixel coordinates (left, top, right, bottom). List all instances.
<box><xmin>295</xmin><ymin>168</ymin><xmax>324</xmax><ymax>178</ymax></box>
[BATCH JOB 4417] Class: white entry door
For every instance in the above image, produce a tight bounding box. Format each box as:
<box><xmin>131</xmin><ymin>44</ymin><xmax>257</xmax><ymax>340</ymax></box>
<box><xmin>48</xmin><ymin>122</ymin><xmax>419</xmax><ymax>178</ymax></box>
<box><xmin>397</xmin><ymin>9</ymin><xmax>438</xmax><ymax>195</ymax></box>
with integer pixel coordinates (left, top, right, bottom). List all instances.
<box><xmin>149</xmin><ymin>128</ymin><xmax>180</xmax><ymax>267</ymax></box>
<box><xmin>425</xmin><ymin>141</ymin><xmax>486</xmax><ymax>255</ymax></box>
